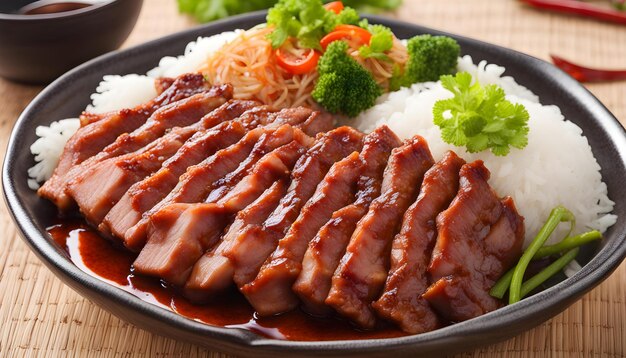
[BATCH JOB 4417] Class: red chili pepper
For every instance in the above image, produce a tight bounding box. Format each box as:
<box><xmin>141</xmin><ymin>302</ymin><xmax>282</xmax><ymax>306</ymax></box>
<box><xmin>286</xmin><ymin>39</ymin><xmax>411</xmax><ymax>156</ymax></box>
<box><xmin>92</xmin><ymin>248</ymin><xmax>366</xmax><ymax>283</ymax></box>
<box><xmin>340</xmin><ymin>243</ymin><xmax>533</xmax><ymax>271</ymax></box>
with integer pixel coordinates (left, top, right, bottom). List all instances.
<box><xmin>519</xmin><ymin>0</ymin><xmax>626</xmax><ymax>25</ymax></box>
<box><xmin>550</xmin><ymin>55</ymin><xmax>626</xmax><ymax>82</ymax></box>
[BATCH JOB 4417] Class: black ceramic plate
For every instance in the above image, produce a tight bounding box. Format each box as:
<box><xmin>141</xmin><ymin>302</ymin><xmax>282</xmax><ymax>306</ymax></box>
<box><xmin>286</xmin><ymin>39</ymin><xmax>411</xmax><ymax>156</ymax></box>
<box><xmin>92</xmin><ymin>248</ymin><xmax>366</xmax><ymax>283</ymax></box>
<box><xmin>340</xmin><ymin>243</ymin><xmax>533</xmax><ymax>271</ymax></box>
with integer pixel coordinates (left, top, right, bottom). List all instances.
<box><xmin>3</xmin><ymin>12</ymin><xmax>626</xmax><ymax>357</ymax></box>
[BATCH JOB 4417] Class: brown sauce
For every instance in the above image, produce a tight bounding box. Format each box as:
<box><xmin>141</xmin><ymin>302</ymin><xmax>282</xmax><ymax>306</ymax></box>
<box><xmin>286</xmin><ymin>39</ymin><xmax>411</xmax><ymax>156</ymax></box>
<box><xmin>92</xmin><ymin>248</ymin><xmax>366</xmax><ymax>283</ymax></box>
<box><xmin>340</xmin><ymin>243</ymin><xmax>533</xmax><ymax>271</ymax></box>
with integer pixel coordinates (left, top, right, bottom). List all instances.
<box><xmin>21</xmin><ymin>2</ymin><xmax>93</xmax><ymax>15</ymax></box>
<box><xmin>48</xmin><ymin>220</ymin><xmax>407</xmax><ymax>341</ymax></box>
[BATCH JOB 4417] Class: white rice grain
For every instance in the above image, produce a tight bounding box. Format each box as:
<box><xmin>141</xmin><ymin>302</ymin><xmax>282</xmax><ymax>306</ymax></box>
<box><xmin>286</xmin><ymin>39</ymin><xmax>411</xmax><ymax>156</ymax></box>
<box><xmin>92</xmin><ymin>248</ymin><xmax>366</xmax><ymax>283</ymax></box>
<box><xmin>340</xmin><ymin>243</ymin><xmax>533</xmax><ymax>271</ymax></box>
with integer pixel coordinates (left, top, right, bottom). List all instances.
<box><xmin>354</xmin><ymin>55</ymin><xmax>616</xmax><ymax>245</ymax></box>
<box><xmin>86</xmin><ymin>74</ymin><xmax>157</xmax><ymax>114</ymax></box>
<box><xmin>27</xmin><ymin>118</ymin><xmax>80</xmax><ymax>189</ymax></box>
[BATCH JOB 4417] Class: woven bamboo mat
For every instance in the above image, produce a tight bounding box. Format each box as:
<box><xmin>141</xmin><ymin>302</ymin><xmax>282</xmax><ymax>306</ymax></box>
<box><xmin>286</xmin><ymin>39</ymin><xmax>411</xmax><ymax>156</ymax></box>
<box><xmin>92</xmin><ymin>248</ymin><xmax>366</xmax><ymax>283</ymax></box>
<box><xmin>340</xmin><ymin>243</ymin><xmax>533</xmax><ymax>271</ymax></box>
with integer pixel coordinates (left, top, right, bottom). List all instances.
<box><xmin>1</xmin><ymin>0</ymin><xmax>624</xmax><ymax>356</ymax></box>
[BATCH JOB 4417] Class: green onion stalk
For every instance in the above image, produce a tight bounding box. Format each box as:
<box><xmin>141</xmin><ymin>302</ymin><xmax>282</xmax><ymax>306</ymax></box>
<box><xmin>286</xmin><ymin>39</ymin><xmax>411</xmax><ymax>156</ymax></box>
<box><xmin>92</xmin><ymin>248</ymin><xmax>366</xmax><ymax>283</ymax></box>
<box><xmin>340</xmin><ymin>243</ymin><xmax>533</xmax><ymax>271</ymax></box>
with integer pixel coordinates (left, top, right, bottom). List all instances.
<box><xmin>490</xmin><ymin>230</ymin><xmax>602</xmax><ymax>299</ymax></box>
<box><xmin>508</xmin><ymin>206</ymin><xmax>575</xmax><ymax>304</ymax></box>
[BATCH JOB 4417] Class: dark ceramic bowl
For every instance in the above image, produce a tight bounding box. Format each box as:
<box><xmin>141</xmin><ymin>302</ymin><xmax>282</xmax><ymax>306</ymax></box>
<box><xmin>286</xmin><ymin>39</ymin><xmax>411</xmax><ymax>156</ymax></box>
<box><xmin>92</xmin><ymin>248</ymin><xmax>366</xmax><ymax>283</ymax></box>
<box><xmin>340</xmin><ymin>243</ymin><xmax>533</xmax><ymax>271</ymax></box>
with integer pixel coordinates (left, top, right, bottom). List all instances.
<box><xmin>0</xmin><ymin>0</ymin><xmax>143</xmax><ymax>84</ymax></box>
<box><xmin>3</xmin><ymin>12</ymin><xmax>626</xmax><ymax>357</ymax></box>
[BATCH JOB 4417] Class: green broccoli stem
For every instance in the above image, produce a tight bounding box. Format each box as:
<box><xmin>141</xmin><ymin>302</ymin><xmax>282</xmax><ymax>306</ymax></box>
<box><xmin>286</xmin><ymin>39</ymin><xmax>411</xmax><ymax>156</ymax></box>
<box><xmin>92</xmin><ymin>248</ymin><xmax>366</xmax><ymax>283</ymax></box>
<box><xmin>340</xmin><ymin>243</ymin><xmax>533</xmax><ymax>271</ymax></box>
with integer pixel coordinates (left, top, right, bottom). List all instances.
<box><xmin>534</xmin><ymin>230</ymin><xmax>601</xmax><ymax>259</ymax></box>
<box><xmin>508</xmin><ymin>206</ymin><xmax>575</xmax><ymax>304</ymax></box>
<box><xmin>520</xmin><ymin>247</ymin><xmax>580</xmax><ymax>298</ymax></box>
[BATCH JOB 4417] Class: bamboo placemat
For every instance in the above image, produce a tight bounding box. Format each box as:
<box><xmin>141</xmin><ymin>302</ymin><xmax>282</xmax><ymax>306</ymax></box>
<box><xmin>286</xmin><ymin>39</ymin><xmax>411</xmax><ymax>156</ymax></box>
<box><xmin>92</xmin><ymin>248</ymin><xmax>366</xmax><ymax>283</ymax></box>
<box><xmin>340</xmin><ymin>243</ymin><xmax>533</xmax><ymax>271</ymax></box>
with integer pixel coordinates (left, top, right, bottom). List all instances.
<box><xmin>1</xmin><ymin>0</ymin><xmax>624</xmax><ymax>356</ymax></box>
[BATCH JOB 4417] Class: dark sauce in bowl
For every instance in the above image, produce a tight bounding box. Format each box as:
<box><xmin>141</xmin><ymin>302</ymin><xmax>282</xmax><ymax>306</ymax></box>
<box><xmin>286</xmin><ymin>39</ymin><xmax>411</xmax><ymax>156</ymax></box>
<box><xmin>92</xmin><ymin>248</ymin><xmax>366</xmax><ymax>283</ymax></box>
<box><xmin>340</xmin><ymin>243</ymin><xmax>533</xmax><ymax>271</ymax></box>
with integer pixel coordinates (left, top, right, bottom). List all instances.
<box><xmin>13</xmin><ymin>1</ymin><xmax>106</xmax><ymax>15</ymax></box>
<box><xmin>48</xmin><ymin>220</ymin><xmax>407</xmax><ymax>341</ymax></box>
<box><xmin>22</xmin><ymin>2</ymin><xmax>91</xmax><ymax>15</ymax></box>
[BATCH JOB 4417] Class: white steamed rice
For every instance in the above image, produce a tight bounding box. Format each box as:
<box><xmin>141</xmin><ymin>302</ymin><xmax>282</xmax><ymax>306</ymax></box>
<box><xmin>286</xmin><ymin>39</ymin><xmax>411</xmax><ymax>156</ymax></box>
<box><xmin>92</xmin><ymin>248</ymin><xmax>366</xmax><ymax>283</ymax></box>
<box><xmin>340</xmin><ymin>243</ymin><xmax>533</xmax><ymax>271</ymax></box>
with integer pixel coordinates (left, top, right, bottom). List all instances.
<box><xmin>27</xmin><ymin>118</ymin><xmax>80</xmax><ymax>190</ymax></box>
<box><xmin>27</xmin><ymin>32</ymin><xmax>241</xmax><ymax>187</ymax></box>
<box><xmin>27</xmin><ymin>35</ymin><xmax>616</xmax><ymax>249</ymax></box>
<box><xmin>353</xmin><ymin>55</ymin><xmax>617</xmax><ymax>245</ymax></box>
<box><xmin>86</xmin><ymin>74</ymin><xmax>157</xmax><ymax>114</ymax></box>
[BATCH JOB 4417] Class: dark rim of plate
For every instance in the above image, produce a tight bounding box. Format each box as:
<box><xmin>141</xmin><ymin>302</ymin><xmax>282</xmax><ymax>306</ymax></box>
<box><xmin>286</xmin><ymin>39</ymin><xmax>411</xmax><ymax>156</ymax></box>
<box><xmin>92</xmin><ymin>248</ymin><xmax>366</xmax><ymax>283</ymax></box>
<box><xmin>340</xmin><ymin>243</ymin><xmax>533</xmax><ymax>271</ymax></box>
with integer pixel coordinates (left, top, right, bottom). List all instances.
<box><xmin>3</xmin><ymin>11</ymin><xmax>626</xmax><ymax>356</ymax></box>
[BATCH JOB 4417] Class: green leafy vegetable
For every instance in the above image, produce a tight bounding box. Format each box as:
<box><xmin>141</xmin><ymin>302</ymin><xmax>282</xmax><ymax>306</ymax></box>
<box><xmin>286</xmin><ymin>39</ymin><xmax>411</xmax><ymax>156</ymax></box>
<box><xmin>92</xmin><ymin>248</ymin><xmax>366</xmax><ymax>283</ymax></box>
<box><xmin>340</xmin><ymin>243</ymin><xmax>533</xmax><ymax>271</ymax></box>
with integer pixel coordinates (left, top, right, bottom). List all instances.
<box><xmin>312</xmin><ymin>41</ymin><xmax>382</xmax><ymax>116</ymax></box>
<box><xmin>343</xmin><ymin>0</ymin><xmax>402</xmax><ymax>12</ymax></box>
<box><xmin>178</xmin><ymin>0</ymin><xmax>272</xmax><ymax>23</ymax></box>
<box><xmin>323</xmin><ymin>7</ymin><xmax>360</xmax><ymax>33</ymax></box>
<box><xmin>266</xmin><ymin>0</ymin><xmax>362</xmax><ymax>49</ymax></box>
<box><xmin>358</xmin><ymin>24</ymin><xmax>394</xmax><ymax>61</ymax></box>
<box><xmin>432</xmin><ymin>72</ymin><xmax>530</xmax><ymax>156</ymax></box>
<box><xmin>266</xmin><ymin>0</ymin><xmax>332</xmax><ymax>49</ymax></box>
<box><xmin>178</xmin><ymin>0</ymin><xmax>402</xmax><ymax>23</ymax></box>
<box><xmin>390</xmin><ymin>34</ymin><xmax>460</xmax><ymax>90</ymax></box>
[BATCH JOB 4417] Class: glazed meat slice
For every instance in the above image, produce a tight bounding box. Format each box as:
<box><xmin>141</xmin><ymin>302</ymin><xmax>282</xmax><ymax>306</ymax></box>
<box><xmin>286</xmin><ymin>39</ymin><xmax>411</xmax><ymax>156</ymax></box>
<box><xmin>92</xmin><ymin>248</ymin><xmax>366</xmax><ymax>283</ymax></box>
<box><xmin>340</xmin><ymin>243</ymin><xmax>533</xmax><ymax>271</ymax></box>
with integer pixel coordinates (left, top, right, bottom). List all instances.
<box><xmin>154</xmin><ymin>77</ymin><xmax>175</xmax><ymax>95</ymax></box>
<box><xmin>238</xmin><ymin>127</ymin><xmax>364</xmax><ymax>304</ymax></box>
<box><xmin>38</xmin><ymin>73</ymin><xmax>217</xmax><ymax>209</ymax></box>
<box><xmin>293</xmin><ymin>126</ymin><xmax>401</xmax><ymax>315</ymax></box>
<box><xmin>133</xmin><ymin>140</ymin><xmax>308</xmax><ymax>286</ymax></box>
<box><xmin>423</xmin><ymin>162</ymin><xmax>524</xmax><ymax>322</ymax></box>
<box><xmin>69</xmin><ymin>101</ymin><xmax>256</xmax><ymax>226</ymax></box>
<box><xmin>203</xmin><ymin>109</ymin><xmax>325</xmax><ymax>203</ymax></box>
<box><xmin>326</xmin><ymin>135</ymin><xmax>434</xmax><ymax>328</ymax></box>
<box><xmin>41</xmin><ymin>83</ymin><xmax>232</xmax><ymax>210</ymax></box>
<box><xmin>296</xmin><ymin>110</ymin><xmax>334</xmax><ymax>136</ymax></box>
<box><xmin>372</xmin><ymin>151</ymin><xmax>465</xmax><ymax>334</ymax></box>
<box><xmin>93</xmin><ymin>84</ymin><xmax>233</xmax><ymax>160</ymax></box>
<box><xmin>79</xmin><ymin>112</ymin><xmax>107</xmax><ymax>127</ymax></box>
<box><xmin>184</xmin><ymin>180</ymin><xmax>288</xmax><ymax>302</ymax></box>
<box><xmin>132</xmin><ymin>202</ymin><xmax>226</xmax><ymax>285</ymax></box>
<box><xmin>68</xmin><ymin>127</ymin><xmax>193</xmax><ymax>225</ymax></box>
<box><xmin>122</xmin><ymin>125</ymin><xmax>291</xmax><ymax>251</ymax></box>
<box><xmin>229</xmin><ymin>128</ymin><xmax>364</xmax><ymax>289</ymax></box>
<box><xmin>66</xmin><ymin>85</ymin><xmax>231</xmax><ymax>182</ymax></box>
<box><xmin>100</xmin><ymin>101</ymin><xmax>258</xmax><ymax>240</ymax></box>
<box><xmin>216</xmin><ymin>140</ymin><xmax>312</xmax><ymax>211</ymax></box>
<box><xmin>121</xmin><ymin>107</ymin><xmax>323</xmax><ymax>250</ymax></box>
<box><xmin>244</xmin><ymin>151</ymin><xmax>363</xmax><ymax>315</ymax></box>
<box><xmin>116</xmin><ymin>105</ymin><xmax>276</xmax><ymax>235</ymax></box>
<box><xmin>147</xmin><ymin>124</ymin><xmax>304</xmax><ymax>212</ymax></box>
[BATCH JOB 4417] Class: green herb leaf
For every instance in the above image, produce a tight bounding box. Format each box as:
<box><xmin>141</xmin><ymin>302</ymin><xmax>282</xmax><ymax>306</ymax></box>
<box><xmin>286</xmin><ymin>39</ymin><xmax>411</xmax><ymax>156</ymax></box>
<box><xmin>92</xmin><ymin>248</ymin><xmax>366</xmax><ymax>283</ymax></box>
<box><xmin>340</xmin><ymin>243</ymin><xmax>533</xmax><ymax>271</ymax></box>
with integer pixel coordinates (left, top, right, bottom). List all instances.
<box><xmin>265</xmin><ymin>0</ymin><xmax>361</xmax><ymax>49</ymax></box>
<box><xmin>177</xmin><ymin>0</ymin><xmax>402</xmax><ymax>23</ymax></box>
<box><xmin>358</xmin><ymin>24</ymin><xmax>393</xmax><ymax>61</ymax></box>
<box><xmin>433</xmin><ymin>72</ymin><xmax>530</xmax><ymax>156</ymax></box>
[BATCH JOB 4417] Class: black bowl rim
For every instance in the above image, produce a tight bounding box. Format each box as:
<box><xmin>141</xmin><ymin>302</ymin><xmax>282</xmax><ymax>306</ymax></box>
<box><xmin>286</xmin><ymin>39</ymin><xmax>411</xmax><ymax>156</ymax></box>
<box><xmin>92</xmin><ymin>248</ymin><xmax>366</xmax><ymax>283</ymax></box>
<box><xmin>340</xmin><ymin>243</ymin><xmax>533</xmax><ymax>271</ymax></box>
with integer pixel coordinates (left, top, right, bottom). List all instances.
<box><xmin>0</xmin><ymin>0</ymin><xmax>119</xmax><ymax>21</ymax></box>
<box><xmin>3</xmin><ymin>11</ymin><xmax>626</xmax><ymax>356</ymax></box>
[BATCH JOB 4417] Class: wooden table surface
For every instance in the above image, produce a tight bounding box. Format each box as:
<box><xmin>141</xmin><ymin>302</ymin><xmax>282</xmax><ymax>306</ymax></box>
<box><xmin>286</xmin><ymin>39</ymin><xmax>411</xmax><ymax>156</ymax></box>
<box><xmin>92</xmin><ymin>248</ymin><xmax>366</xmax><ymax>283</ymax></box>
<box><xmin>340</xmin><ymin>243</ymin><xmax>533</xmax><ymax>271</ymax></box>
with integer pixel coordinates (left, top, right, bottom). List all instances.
<box><xmin>1</xmin><ymin>0</ymin><xmax>624</xmax><ymax>356</ymax></box>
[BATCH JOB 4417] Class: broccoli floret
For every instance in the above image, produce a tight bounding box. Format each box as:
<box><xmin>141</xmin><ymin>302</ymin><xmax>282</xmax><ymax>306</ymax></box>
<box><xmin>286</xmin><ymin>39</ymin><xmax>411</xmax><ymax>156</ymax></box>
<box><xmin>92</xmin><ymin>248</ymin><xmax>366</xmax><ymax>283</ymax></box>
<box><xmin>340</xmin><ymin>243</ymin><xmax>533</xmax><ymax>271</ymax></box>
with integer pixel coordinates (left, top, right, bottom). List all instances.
<box><xmin>312</xmin><ymin>41</ymin><xmax>382</xmax><ymax>117</ymax></box>
<box><xmin>390</xmin><ymin>35</ymin><xmax>460</xmax><ymax>90</ymax></box>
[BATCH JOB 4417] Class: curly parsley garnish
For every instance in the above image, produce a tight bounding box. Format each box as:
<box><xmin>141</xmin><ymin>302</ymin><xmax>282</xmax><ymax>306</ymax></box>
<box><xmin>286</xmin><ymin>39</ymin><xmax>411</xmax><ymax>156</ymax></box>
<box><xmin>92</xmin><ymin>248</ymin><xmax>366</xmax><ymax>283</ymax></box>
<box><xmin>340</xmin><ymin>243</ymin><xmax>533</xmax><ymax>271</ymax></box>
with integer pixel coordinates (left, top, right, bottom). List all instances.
<box><xmin>433</xmin><ymin>72</ymin><xmax>530</xmax><ymax>156</ymax></box>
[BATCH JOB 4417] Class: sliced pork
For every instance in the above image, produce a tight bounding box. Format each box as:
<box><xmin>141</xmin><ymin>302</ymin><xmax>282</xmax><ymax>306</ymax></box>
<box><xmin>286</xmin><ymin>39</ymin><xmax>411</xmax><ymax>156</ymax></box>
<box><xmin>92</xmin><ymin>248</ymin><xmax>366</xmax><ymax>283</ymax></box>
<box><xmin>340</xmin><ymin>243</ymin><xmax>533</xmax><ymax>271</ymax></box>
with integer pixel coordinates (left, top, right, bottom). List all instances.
<box><xmin>133</xmin><ymin>138</ymin><xmax>309</xmax><ymax>285</ymax></box>
<box><xmin>100</xmin><ymin>100</ymin><xmax>258</xmax><ymax>241</ymax></box>
<box><xmin>68</xmin><ymin>127</ymin><xmax>192</xmax><ymax>225</ymax></box>
<box><xmin>41</xmin><ymin>82</ymin><xmax>232</xmax><ymax>210</ymax></box>
<box><xmin>326</xmin><ymin>135</ymin><xmax>434</xmax><ymax>328</ymax></box>
<box><xmin>39</xmin><ymin>73</ymin><xmax>212</xmax><ymax>207</ymax></box>
<box><xmin>293</xmin><ymin>126</ymin><xmax>401</xmax><ymax>315</ymax></box>
<box><xmin>372</xmin><ymin>151</ymin><xmax>465</xmax><ymax>334</ymax></box>
<box><xmin>217</xmin><ymin>140</ymin><xmax>311</xmax><ymax>211</ymax></box>
<box><xmin>154</xmin><ymin>77</ymin><xmax>175</xmax><ymax>95</ymax></box>
<box><xmin>244</xmin><ymin>151</ymin><xmax>362</xmax><ymax>315</ymax></box>
<box><xmin>233</xmin><ymin>127</ymin><xmax>364</xmax><ymax>295</ymax></box>
<box><xmin>67</xmin><ymin>86</ymin><xmax>231</xmax><ymax>181</ymax></box>
<box><xmin>122</xmin><ymin>107</ymin><xmax>326</xmax><ymax>250</ymax></box>
<box><xmin>423</xmin><ymin>161</ymin><xmax>524</xmax><ymax>322</ymax></box>
<box><xmin>184</xmin><ymin>180</ymin><xmax>288</xmax><ymax>302</ymax></box>
<box><xmin>69</xmin><ymin>100</ymin><xmax>256</xmax><ymax>225</ymax></box>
